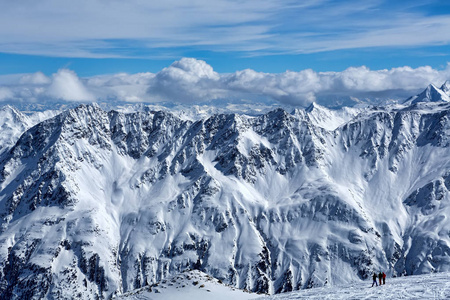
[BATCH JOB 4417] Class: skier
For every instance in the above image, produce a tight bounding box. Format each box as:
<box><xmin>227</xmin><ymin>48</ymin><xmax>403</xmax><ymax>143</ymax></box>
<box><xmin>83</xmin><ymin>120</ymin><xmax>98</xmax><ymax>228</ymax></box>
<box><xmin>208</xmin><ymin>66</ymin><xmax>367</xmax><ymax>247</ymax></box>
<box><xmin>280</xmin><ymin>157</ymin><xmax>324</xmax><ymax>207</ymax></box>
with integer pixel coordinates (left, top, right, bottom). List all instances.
<box><xmin>382</xmin><ymin>272</ymin><xmax>386</xmax><ymax>285</ymax></box>
<box><xmin>378</xmin><ymin>272</ymin><xmax>383</xmax><ymax>286</ymax></box>
<box><xmin>372</xmin><ymin>273</ymin><xmax>378</xmax><ymax>287</ymax></box>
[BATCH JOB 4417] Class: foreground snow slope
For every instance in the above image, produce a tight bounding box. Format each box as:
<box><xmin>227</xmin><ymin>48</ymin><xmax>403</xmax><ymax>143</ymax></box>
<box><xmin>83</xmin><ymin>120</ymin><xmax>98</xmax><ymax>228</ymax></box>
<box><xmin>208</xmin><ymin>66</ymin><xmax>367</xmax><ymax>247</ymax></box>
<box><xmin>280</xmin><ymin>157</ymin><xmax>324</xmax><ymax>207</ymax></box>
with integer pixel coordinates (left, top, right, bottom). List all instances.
<box><xmin>265</xmin><ymin>272</ymin><xmax>450</xmax><ymax>299</ymax></box>
<box><xmin>1</xmin><ymin>83</ymin><xmax>450</xmax><ymax>299</ymax></box>
<box><xmin>114</xmin><ymin>270</ymin><xmax>264</xmax><ymax>300</ymax></box>
<box><xmin>118</xmin><ymin>272</ymin><xmax>450</xmax><ymax>299</ymax></box>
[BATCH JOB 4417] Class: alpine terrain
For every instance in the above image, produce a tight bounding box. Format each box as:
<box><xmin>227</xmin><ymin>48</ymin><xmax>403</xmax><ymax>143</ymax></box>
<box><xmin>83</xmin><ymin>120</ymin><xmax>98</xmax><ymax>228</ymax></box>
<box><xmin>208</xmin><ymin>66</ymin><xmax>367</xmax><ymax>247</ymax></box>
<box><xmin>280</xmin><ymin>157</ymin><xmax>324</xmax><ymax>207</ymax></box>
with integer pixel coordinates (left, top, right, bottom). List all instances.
<box><xmin>1</xmin><ymin>82</ymin><xmax>450</xmax><ymax>299</ymax></box>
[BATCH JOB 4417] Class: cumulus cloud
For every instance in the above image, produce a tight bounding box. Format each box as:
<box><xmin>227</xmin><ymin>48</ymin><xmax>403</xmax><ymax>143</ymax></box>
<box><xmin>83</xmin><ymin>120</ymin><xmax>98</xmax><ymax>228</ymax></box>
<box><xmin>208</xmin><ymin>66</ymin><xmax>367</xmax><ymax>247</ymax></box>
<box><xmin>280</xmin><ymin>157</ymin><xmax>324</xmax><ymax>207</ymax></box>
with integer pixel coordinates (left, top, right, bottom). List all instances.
<box><xmin>148</xmin><ymin>58</ymin><xmax>225</xmax><ymax>102</ymax></box>
<box><xmin>87</xmin><ymin>72</ymin><xmax>155</xmax><ymax>102</ymax></box>
<box><xmin>46</xmin><ymin>69</ymin><xmax>94</xmax><ymax>101</ymax></box>
<box><xmin>323</xmin><ymin>65</ymin><xmax>447</xmax><ymax>93</ymax></box>
<box><xmin>19</xmin><ymin>72</ymin><xmax>51</xmax><ymax>85</ymax></box>
<box><xmin>0</xmin><ymin>87</ymin><xmax>14</xmax><ymax>101</ymax></box>
<box><xmin>1</xmin><ymin>58</ymin><xmax>450</xmax><ymax>107</ymax></box>
<box><xmin>145</xmin><ymin>58</ymin><xmax>450</xmax><ymax>106</ymax></box>
<box><xmin>225</xmin><ymin>69</ymin><xmax>321</xmax><ymax>104</ymax></box>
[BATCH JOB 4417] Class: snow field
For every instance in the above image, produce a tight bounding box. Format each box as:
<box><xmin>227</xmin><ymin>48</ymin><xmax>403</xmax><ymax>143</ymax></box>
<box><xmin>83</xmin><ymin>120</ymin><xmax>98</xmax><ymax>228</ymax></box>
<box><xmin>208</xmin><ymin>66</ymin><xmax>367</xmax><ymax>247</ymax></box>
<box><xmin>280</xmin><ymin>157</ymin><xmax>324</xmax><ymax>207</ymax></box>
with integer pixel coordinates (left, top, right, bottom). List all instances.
<box><xmin>114</xmin><ymin>270</ymin><xmax>266</xmax><ymax>300</ymax></box>
<box><xmin>116</xmin><ymin>271</ymin><xmax>450</xmax><ymax>299</ymax></box>
<box><xmin>264</xmin><ymin>272</ymin><xmax>450</xmax><ymax>299</ymax></box>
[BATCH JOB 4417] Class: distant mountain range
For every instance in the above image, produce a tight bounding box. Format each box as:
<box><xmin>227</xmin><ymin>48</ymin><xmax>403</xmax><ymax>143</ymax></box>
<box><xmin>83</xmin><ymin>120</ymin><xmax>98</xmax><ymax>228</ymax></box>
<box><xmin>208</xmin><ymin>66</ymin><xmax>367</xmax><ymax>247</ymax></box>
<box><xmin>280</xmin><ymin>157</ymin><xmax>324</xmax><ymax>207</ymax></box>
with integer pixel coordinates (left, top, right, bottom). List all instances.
<box><xmin>1</xmin><ymin>82</ymin><xmax>450</xmax><ymax>299</ymax></box>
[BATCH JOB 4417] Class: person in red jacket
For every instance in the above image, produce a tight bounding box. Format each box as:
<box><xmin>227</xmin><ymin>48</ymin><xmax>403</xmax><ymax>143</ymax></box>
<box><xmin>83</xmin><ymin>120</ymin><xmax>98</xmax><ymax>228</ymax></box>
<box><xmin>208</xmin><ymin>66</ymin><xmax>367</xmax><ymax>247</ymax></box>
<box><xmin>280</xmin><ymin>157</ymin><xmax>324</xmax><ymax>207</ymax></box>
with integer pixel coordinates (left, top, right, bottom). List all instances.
<box><xmin>382</xmin><ymin>272</ymin><xmax>386</xmax><ymax>285</ymax></box>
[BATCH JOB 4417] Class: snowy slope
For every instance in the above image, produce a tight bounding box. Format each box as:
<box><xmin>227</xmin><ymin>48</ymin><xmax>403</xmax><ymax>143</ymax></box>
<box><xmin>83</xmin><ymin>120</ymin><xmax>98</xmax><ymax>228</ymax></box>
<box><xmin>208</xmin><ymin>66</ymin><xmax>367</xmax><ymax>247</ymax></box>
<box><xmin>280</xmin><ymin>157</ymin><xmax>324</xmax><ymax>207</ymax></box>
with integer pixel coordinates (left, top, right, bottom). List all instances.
<box><xmin>118</xmin><ymin>272</ymin><xmax>450</xmax><ymax>300</ymax></box>
<box><xmin>296</xmin><ymin>102</ymin><xmax>362</xmax><ymax>130</ymax></box>
<box><xmin>405</xmin><ymin>82</ymin><xmax>450</xmax><ymax>105</ymax></box>
<box><xmin>0</xmin><ymin>105</ymin><xmax>60</xmax><ymax>155</ymax></box>
<box><xmin>264</xmin><ymin>272</ymin><xmax>450</xmax><ymax>299</ymax></box>
<box><xmin>0</xmin><ymin>105</ymin><xmax>30</xmax><ymax>155</ymax></box>
<box><xmin>1</xmin><ymin>84</ymin><xmax>450</xmax><ymax>299</ymax></box>
<box><xmin>114</xmin><ymin>270</ymin><xmax>265</xmax><ymax>300</ymax></box>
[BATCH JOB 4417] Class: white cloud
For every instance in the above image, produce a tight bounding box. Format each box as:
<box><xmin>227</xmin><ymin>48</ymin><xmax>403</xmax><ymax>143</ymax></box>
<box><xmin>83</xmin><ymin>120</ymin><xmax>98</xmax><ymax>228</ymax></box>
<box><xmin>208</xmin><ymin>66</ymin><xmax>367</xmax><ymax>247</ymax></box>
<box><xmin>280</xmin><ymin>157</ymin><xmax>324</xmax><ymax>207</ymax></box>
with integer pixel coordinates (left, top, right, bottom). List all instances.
<box><xmin>148</xmin><ymin>58</ymin><xmax>224</xmax><ymax>102</ymax></box>
<box><xmin>0</xmin><ymin>0</ymin><xmax>281</xmax><ymax>58</ymax></box>
<box><xmin>226</xmin><ymin>69</ymin><xmax>322</xmax><ymax>104</ymax></box>
<box><xmin>321</xmin><ymin>65</ymin><xmax>450</xmax><ymax>95</ymax></box>
<box><xmin>0</xmin><ymin>87</ymin><xmax>14</xmax><ymax>101</ymax></box>
<box><xmin>19</xmin><ymin>72</ymin><xmax>51</xmax><ymax>85</ymax></box>
<box><xmin>87</xmin><ymin>72</ymin><xmax>156</xmax><ymax>102</ymax></box>
<box><xmin>0</xmin><ymin>1</ymin><xmax>449</xmax><ymax>58</ymax></box>
<box><xmin>1</xmin><ymin>58</ymin><xmax>450</xmax><ymax>107</ymax></box>
<box><xmin>46</xmin><ymin>69</ymin><xmax>94</xmax><ymax>101</ymax></box>
<box><xmin>148</xmin><ymin>59</ymin><xmax>450</xmax><ymax>106</ymax></box>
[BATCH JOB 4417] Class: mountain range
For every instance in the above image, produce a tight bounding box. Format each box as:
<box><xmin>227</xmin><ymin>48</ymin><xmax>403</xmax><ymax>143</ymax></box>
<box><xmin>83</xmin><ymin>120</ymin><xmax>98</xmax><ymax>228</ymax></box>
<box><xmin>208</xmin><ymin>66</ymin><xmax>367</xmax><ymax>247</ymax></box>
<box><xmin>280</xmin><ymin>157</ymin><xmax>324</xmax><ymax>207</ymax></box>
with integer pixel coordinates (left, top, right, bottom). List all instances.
<box><xmin>1</xmin><ymin>82</ymin><xmax>450</xmax><ymax>299</ymax></box>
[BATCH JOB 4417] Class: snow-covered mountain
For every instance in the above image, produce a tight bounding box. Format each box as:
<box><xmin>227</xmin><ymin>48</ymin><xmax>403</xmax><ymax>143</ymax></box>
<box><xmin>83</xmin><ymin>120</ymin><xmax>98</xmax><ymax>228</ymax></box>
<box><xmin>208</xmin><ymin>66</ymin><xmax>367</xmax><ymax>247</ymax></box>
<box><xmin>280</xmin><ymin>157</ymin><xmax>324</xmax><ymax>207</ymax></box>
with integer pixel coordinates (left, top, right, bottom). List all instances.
<box><xmin>297</xmin><ymin>102</ymin><xmax>362</xmax><ymax>131</ymax></box>
<box><xmin>404</xmin><ymin>81</ymin><xmax>450</xmax><ymax>105</ymax></box>
<box><xmin>0</xmin><ymin>105</ymin><xmax>59</xmax><ymax>155</ymax></box>
<box><xmin>0</xmin><ymin>105</ymin><xmax>30</xmax><ymax>155</ymax></box>
<box><xmin>2</xmin><ymin>84</ymin><xmax>450</xmax><ymax>299</ymax></box>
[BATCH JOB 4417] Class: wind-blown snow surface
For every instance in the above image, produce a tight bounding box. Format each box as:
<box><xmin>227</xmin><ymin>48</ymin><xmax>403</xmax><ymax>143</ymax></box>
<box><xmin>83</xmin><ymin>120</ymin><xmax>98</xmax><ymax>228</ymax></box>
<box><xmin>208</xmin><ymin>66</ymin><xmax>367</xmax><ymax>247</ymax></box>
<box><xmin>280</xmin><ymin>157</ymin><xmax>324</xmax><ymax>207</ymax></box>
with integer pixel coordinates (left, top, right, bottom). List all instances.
<box><xmin>2</xmin><ymin>83</ymin><xmax>450</xmax><ymax>299</ymax></box>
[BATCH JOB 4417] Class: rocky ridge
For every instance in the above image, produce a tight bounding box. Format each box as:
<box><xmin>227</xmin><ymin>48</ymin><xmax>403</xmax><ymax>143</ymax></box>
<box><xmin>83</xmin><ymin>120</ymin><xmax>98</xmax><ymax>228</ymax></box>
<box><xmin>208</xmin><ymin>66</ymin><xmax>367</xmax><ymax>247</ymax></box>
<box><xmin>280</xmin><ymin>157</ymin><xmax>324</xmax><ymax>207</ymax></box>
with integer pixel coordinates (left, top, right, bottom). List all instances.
<box><xmin>1</xmin><ymin>84</ymin><xmax>450</xmax><ymax>298</ymax></box>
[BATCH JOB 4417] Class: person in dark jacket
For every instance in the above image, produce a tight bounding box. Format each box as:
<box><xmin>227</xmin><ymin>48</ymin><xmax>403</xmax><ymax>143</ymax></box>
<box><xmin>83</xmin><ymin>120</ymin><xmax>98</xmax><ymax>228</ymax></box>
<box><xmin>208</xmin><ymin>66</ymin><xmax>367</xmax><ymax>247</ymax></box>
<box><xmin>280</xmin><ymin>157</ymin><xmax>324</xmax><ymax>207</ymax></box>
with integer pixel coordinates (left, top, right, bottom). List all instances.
<box><xmin>372</xmin><ymin>273</ymin><xmax>378</xmax><ymax>287</ymax></box>
<box><xmin>378</xmin><ymin>272</ymin><xmax>383</xmax><ymax>285</ymax></box>
<box><xmin>382</xmin><ymin>272</ymin><xmax>386</xmax><ymax>285</ymax></box>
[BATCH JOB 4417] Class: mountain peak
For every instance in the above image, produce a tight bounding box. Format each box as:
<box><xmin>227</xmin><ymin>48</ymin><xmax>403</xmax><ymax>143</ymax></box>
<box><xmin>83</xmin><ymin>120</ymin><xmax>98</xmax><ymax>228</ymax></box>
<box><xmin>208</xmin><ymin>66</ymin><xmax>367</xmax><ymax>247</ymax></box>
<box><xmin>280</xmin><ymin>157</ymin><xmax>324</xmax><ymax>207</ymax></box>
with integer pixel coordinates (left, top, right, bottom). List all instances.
<box><xmin>305</xmin><ymin>102</ymin><xmax>325</xmax><ymax>113</ymax></box>
<box><xmin>0</xmin><ymin>104</ymin><xmax>28</xmax><ymax>124</ymax></box>
<box><xmin>409</xmin><ymin>83</ymin><xmax>450</xmax><ymax>104</ymax></box>
<box><xmin>441</xmin><ymin>80</ymin><xmax>450</xmax><ymax>94</ymax></box>
<box><xmin>0</xmin><ymin>104</ymin><xmax>14</xmax><ymax>112</ymax></box>
<box><xmin>425</xmin><ymin>83</ymin><xmax>440</xmax><ymax>93</ymax></box>
<box><xmin>4</xmin><ymin>98</ymin><xmax>450</xmax><ymax>298</ymax></box>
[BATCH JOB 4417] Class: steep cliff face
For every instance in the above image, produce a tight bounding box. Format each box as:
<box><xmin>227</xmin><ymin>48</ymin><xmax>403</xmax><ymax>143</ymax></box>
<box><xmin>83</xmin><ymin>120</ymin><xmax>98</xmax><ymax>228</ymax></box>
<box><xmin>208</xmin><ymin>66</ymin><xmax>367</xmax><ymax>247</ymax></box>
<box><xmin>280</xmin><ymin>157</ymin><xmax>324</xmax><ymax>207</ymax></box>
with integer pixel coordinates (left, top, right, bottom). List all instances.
<box><xmin>1</xmin><ymin>84</ymin><xmax>450</xmax><ymax>299</ymax></box>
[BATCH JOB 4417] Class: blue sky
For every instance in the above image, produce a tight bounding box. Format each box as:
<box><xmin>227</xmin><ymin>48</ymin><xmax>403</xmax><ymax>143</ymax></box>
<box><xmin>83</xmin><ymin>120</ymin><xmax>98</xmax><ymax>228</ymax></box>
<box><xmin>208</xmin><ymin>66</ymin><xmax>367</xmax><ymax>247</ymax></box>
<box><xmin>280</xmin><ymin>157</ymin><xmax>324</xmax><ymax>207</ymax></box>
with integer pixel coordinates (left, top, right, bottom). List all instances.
<box><xmin>0</xmin><ymin>0</ymin><xmax>450</xmax><ymax>76</ymax></box>
<box><xmin>1</xmin><ymin>0</ymin><xmax>450</xmax><ymax>107</ymax></box>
